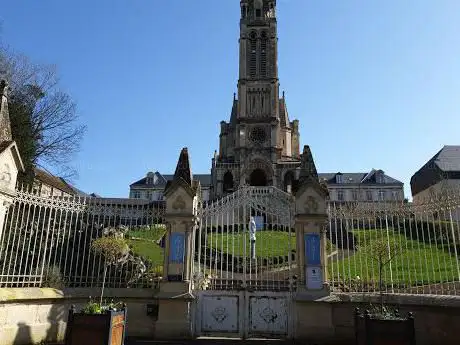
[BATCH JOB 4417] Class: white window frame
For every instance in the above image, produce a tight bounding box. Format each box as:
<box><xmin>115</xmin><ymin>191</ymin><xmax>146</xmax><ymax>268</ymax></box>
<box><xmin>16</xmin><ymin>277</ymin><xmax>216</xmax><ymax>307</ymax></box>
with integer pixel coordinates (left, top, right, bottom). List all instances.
<box><xmin>337</xmin><ymin>190</ymin><xmax>345</xmax><ymax>201</ymax></box>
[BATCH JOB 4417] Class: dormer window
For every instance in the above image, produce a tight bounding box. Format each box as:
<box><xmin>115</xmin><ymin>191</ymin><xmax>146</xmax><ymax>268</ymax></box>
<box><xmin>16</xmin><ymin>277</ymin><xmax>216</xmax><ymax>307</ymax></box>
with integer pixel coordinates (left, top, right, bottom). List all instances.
<box><xmin>376</xmin><ymin>170</ymin><xmax>385</xmax><ymax>183</ymax></box>
<box><xmin>336</xmin><ymin>173</ymin><xmax>343</xmax><ymax>184</ymax></box>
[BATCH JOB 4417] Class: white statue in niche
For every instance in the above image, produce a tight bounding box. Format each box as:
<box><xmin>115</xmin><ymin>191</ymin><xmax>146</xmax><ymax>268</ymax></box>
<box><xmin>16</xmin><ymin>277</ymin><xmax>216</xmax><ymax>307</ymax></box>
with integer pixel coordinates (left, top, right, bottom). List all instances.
<box><xmin>0</xmin><ymin>163</ymin><xmax>11</xmax><ymax>188</ymax></box>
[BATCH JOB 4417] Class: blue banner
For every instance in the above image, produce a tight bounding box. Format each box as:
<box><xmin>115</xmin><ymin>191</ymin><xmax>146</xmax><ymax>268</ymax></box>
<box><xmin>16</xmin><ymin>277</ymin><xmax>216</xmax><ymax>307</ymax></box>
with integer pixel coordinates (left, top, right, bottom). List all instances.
<box><xmin>169</xmin><ymin>232</ymin><xmax>185</xmax><ymax>264</ymax></box>
<box><xmin>253</xmin><ymin>216</ymin><xmax>264</xmax><ymax>230</ymax></box>
<box><xmin>305</xmin><ymin>233</ymin><xmax>321</xmax><ymax>265</ymax></box>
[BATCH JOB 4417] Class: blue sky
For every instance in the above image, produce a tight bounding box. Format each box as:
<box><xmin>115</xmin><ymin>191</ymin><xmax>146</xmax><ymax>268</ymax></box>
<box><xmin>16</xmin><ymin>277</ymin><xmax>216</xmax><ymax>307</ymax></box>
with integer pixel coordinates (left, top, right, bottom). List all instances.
<box><xmin>1</xmin><ymin>0</ymin><xmax>459</xmax><ymax>199</ymax></box>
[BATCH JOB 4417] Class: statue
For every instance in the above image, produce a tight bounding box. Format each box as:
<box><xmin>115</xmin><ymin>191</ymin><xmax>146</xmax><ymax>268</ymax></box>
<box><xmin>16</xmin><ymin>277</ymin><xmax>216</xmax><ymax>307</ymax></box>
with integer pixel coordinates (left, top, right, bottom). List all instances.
<box><xmin>249</xmin><ymin>216</ymin><xmax>257</xmax><ymax>260</ymax></box>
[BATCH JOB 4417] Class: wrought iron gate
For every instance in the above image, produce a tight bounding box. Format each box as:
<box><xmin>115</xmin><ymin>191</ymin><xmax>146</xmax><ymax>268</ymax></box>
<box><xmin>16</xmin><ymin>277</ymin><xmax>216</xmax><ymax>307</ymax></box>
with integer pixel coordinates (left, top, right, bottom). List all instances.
<box><xmin>192</xmin><ymin>186</ymin><xmax>295</xmax><ymax>339</ymax></box>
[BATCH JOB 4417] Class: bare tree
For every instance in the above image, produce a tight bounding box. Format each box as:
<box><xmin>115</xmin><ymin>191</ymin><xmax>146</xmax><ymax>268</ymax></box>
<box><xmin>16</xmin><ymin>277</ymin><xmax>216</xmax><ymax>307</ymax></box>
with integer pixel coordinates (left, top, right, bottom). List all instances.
<box><xmin>0</xmin><ymin>44</ymin><xmax>86</xmax><ymax>181</ymax></box>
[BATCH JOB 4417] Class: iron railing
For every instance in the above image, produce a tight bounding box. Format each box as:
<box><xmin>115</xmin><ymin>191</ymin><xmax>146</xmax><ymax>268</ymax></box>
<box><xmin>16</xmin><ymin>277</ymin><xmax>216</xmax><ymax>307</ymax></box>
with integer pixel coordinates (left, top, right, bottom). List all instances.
<box><xmin>0</xmin><ymin>189</ymin><xmax>165</xmax><ymax>288</ymax></box>
<box><xmin>327</xmin><ymin>192</ymin><xmax>460</xmax><ymax>296</ymax></box>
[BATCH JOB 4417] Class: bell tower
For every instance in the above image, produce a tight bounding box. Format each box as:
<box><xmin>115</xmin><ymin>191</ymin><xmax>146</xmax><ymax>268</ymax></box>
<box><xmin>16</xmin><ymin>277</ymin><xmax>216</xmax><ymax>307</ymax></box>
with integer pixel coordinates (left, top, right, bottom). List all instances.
<box><xmin>238</xmin><ymin>0</ymin><xmax>279</xmax><ymax>120</ymax></box>
<box><xmin>211</xmin><ymin>1</ymin><xmax>301</xmax><ymax>199</ymax></box>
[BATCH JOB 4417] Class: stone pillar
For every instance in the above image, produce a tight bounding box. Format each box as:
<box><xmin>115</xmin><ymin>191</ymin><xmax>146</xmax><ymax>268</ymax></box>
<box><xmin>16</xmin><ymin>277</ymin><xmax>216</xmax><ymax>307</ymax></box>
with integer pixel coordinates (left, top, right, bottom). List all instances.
<box><xmin>155</xmin><ymin>148</ymin><xmax>199</xmax><ymax>340</ymax></box>
<box><xmin>0</xmin><ymin>197</ymin><xmax>13</xmax><ymax>241</ymax></box>
<box><xmin>294</xmin><ymin>183</ymin><xmax>330</xmax><ymax>299</ymax></box>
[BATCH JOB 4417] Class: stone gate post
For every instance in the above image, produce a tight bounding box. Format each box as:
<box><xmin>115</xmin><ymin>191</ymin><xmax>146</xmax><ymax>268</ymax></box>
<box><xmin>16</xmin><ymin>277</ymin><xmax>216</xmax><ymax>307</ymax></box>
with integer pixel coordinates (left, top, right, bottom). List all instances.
<box><xmin>292</xmin><ymin>146</ymin><xmax>334</xmax><ymax>342</ymax></box>
<box><xmin>293</xmin><ymin>146</ymin><xmax>330</xmax><ymax>299</ymax></box>
<box><xmin>155</xmin><ymin>148</ymin><xmax>200</xmax><ymax>340</ymax></box>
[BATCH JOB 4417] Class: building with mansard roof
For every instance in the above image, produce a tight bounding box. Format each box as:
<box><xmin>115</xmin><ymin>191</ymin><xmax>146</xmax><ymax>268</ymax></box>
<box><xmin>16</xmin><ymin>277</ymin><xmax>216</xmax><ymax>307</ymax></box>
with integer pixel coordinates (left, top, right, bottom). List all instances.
<box><xmin>411</xmin><ymin>145</ymin><xmax>460</xmax><ymax>203</ymax></box>
<box><xmin>129</xmin><ymin>0</ymin><xmax>404</xmax><ymax>203</ymax></box>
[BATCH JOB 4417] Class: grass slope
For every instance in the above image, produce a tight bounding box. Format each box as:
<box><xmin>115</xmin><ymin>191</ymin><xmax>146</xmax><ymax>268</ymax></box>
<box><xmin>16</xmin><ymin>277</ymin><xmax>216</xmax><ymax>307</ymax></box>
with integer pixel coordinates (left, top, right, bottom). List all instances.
<box><xmin>329</xmin><ymin>228</ymin><xmax>459</xmax><ymax>286</ymax></box>
<box><xmin>126</xmin><ymin>226</ymin><xmax>165</xmax><ymax>267</ymax></box>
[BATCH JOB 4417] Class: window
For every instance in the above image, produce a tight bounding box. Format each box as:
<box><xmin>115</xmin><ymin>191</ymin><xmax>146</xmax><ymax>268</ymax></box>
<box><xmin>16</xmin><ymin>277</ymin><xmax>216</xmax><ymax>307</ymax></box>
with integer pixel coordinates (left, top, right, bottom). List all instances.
<box><xmin>250</xmin><ymin>127</ymin><xmax>267</xmax><ymax>144</ymax></box>
<box><xmin>329</xmin><ymin>190</ymin><xmax>335</xmax><ymax>200</ymax></box>
<box><xmin>336</xmin><ymin>174</ymin><xmax>343</xmax><ymax>184</ymax></box>
<box><xmin>366</xmin><ymin>190</ymin><xmax>373</xmax><ymax>201</ymax></box>
<box><xmin>352</xmin><ymin>190</ymin><xmax>359</xmax><ymax>201</ymax></box>
<box><xmin>249</xmin><ymin>32</ymin><xmax>257</xmax><ymax>78</ymax></box>
<box><xmin>378</xmin><ymin>190</ymin><xmax>386</xmax><ymax>201</ymax></box>
<box><xmin>337</xmin><ymin>190</ymin><xmax>344</xmax><ymax>201</ymax></box>
<box><xmin>256</xmin><ymin>9</ymin><xmax>261</xmax><ymax>17</ymax></box>
<box><xmin>133</xmin><ymin>191</ymin><xmax>141</xmax><ymax>199</ymax></box>
<box><xmin>260</xmin><ymin>32</ymin><xmax>267</xmax><ymax>77</ymax></box>
<box><xmin>392</xmin><ymin>191</ymin><xmax>399</xmax><ymax>200</ymax></box>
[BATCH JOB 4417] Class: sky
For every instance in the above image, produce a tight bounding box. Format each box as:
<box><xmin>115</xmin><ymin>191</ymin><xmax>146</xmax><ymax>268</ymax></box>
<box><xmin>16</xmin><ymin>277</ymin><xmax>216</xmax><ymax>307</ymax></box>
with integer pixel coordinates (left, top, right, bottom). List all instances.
<box><xmin>1</xmin><ymin>0</ymin><xmax>460</xmax><ymax>199</ymax></box>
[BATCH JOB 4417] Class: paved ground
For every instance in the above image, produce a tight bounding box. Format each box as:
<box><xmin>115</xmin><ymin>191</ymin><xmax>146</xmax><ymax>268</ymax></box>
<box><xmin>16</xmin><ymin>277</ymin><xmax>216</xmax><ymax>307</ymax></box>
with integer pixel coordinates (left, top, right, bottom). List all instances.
<box><xmin>126</xmin><ymin>338</ymin><xmax>304</xmax><ymax>345</ymax></box>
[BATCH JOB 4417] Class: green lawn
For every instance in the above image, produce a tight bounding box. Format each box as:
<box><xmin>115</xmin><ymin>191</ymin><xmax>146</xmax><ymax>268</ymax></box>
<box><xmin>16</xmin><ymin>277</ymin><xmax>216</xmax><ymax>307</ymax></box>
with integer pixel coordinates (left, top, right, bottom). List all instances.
<box><xmin>329</xmin><ymin>228</ymin><xmax>460</xmax><ymax>285</ymax></box>
<box><xmin>206</xmin><ymin>230</ymin><xmax>296</xmax><ymax>258</ymax></box>
<box><xmin>126</xmin><ymin>226</ymin><xmax>165</xmax><ymax>268</ymax></box>
<box><xmin>207</xmin><ymin>230</ymin><xmax>336</xmax><ymax>258</ymax></box>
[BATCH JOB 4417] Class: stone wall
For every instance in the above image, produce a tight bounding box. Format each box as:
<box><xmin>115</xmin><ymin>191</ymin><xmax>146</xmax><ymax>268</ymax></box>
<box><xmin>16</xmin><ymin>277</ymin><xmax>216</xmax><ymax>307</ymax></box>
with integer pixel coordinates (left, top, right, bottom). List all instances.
<box><xmin>0</xmin><ymin>288</ymin><xmax>158</xmax><ymax>345</ymax></box>
<box><xmin>295</xmin><ymin>293</ymin><xmax>460</xmax><ymax>345</ymax></box>
<box><xmin>1</xmin><ymin>288</ymin><xmax>459</xmax><ymax>345</ymax></box>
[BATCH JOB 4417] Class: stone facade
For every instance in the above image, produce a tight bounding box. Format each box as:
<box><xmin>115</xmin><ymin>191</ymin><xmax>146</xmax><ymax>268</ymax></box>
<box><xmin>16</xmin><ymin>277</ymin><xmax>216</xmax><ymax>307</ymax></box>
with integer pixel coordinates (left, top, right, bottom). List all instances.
<box><xmin>210</xmin><ymin>0</ymin><xmax>302</xmax><ymax>199</ymax></box>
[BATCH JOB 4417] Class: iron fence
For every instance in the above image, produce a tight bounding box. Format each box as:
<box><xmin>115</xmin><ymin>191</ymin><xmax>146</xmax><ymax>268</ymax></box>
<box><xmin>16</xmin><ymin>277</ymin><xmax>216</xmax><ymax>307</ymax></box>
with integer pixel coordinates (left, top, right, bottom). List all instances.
<box><xmin>1</xmin><ymin>186</ymin><xmax>459</xmax><ymax>296</ymax></box>
<box><xmin>0</xmin><ymin>189</ymin><xmax>166</xmax><ymax>288</ymax></box>
<box><xmin>327</xmin><ymin>192</ymin><xmax>460</xmax><ymax>296</ymax></box>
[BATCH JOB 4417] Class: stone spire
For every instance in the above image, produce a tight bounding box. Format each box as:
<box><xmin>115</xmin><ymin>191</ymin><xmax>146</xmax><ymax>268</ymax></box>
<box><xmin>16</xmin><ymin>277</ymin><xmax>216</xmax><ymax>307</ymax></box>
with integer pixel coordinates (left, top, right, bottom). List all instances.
<box><xmin>173</xmin><ymin>147</ymin><xmax>192</xmax><ymax>186</ymax></box>
<box><xmin>298</xmin><ymin>145</ymin><xmax>318</xmax><ymax>184</ymax></box>
<box><xmin>0</xmin><ymin>79</ymin><xmax>12</xmax><ymax>143</ymax></box>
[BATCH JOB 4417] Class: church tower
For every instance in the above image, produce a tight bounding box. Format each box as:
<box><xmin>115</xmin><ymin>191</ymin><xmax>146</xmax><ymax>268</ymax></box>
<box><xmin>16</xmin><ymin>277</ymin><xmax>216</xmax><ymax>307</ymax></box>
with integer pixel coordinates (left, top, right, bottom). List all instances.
<box><xmin>211</xmin><ymin>0</ymin><xmax>301</xmax><ymax>199</ymax></box>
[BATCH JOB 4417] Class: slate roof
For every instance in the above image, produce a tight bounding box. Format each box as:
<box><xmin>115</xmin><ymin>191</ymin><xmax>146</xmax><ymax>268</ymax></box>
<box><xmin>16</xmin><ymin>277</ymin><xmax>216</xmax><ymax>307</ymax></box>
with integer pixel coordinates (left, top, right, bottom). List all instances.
<box><xmin>131</xmin><ymin>169</ymin><xmax>401</xmax><ymax>188</ymax></box>
<box><xmin>318</xmin><ymin>171</ymin><xmax>403</xmax><ymax>185</ymax></box>
<box><xmin>422</xmin><ymin>145</ymin><xmax>460</xmax><ymax>172</ymax></box>
<box><xmin>131</xmin><ymin>172</ymin><xmax>212</xmax><ymax>188</ymax></box>
<box><xmin>34</xmin><ymin>168</ymin><xmax>78</xmax><ymax>195</ymax></box>
<box><xmin>410</xmin><ymin>145</ymin><xmax>460</xmax><ymax>196</ymax></box>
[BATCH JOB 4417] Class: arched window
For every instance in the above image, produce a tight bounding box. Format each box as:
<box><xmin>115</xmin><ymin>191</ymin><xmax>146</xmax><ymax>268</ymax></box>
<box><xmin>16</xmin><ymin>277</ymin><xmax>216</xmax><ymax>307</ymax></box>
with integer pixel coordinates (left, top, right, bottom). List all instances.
<box><xmin>249</xmin><ymin>31</ymin><xmax>257</xmax><ymax>78</ymax></box>
<box><xmin>284</xmin><ymin>171</ymin><xmax>295</xmax><ymax>194</ymax></box>
<box><xmin>260</xmin><ymin>31</ymin><xmax>267</xmax><ymax>77</ymax></box>
<box><xmin>223</xmin><ymin>171</ymin><xmax>234</xmax><ymax>193</ymax></box>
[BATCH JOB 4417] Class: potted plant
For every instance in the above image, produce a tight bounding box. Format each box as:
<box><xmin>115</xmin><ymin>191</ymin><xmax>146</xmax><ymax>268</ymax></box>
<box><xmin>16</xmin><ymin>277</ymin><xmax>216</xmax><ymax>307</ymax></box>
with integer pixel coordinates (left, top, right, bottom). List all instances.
<box><xmin>354</xmin><ymin>237</ymin><xmax>416</xmax><ymax>345</ymax></box>
<box><xmin>65</xmin><ymin>234</ymin><xmax>130</xmax><ymax>345</ymax></box>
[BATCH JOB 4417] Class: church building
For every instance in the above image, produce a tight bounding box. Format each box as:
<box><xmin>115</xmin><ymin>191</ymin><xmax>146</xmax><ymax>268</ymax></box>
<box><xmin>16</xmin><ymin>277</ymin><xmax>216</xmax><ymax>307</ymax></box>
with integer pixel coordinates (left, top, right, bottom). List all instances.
<box><xmin>129</xmin><ymin>0</ymin><xmax>404</xmax><ymax>203</ymax></box>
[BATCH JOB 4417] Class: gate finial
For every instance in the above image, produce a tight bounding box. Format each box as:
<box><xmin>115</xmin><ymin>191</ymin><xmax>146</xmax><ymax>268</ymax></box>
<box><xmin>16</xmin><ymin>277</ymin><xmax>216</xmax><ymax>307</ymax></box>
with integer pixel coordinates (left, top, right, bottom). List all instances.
<box><xmin>296</xmin><ymin>145</ymin><xmax>328</xmax><ymax>196</ymax></box>
<box><xmin>298</xmin><ymin>145</ymin><xmax>318</xmax><ymax>182</ymax></box>
<box><xmin>173</xmin><ymin>147</ymin><xmax>193</xmax><ymax>186</ymax></box>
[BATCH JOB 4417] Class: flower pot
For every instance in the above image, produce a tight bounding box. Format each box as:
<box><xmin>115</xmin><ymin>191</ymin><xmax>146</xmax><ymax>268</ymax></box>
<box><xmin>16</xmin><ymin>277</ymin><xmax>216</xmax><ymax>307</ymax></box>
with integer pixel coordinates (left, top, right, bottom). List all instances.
<box><xmin>355</xmin><ymin>308</ymin><xmax>416</xmax><ymax>345</ymax></box>
<box><xmin>65</xmin><ymin>304</ymin><xmax>127</xmax><ymax>345</ymax></box>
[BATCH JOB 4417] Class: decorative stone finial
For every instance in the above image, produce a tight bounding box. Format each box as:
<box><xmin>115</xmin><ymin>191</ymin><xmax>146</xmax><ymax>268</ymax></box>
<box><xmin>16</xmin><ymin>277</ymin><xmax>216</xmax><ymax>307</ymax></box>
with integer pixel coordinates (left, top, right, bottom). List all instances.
<box><xmin>233</xmin><ymin>92</ymin><xmax>236</xmax><ymax>101</ymax></box>
<box><xmin>298</xmin><ymin>145</ymin><xmax>318</xmax><ymax>183</ymax></box>
<box><xmin>0</xmin><ymin>79</ymin><xmax>12</xmax><ymax>143</ymax></box>
<box><xmin>173</xmin><ymin>147</ymin><xmax>192</xmax><ymax>186</ymax></box>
